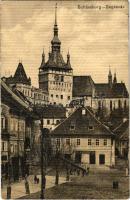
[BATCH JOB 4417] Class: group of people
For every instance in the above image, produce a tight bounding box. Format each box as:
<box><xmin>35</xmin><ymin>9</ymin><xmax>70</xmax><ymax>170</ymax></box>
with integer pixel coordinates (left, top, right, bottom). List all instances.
<box><xmin>34</xmin><ymin>175</ymin><xmax>39</xmax><ymax>184</ymax></box>
<box><xmin>69</xmin><ymin>167</ymin><xmax>89</xmax><ymax>176</ymax></box>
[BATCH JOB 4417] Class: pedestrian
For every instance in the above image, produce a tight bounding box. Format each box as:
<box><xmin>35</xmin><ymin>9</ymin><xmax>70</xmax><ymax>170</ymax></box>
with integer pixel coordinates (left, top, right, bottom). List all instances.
<box><xmin>34</xmin><ymin>175</ymin><xmax>37</xmax><ymax>184</ymax></box>
<box><xmin>25</xmin><ymin>175</ymin><xmax>30</xmax><ymax>195</ymax></box>
<box><xmin>87</xmin><ymin>167</ymin><xmax>90</xmax><ymax>174</ymax></box>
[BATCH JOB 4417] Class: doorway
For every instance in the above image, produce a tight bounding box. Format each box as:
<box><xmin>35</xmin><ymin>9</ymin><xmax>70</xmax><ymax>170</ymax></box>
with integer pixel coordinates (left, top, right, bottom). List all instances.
<box><xmin>89</xmin><ymin>151</ymin><xmax>95</xmax><ymax>164</ymax></box>
<box><xmin>99</xmin><ymin>154</ymin><xmax>105</xmax><ymax>164</ymax></box>
<box><xmin>75</xmin><ymin>152</ymin><xmax>82</xmax><ymax>164</ymax></box>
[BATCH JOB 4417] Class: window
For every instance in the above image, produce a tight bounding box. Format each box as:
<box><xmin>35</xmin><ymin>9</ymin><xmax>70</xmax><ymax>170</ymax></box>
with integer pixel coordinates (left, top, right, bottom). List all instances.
<box><xmin>99</xmin><ymin>154</ymin><xmax>105</xmax><ymax>164</ymax></box>
<box><xmin>56</xmin><ymin>95</ymin><xmax>59</xmax><ymax>98</ymax></box>
<box><xmin>61</xmin><ymin>76</ymin><xmax>64</xmax><ymax>82</ymax></box>
<box><xmin>68</xmin><ymin>96</ymin><xmax>70</xmax><ymax>100</ymax></box>
<box><xmin>1</xmin><ymin>117</ymin><xmax>5</xmax><ymax>129</ymax></box>
<box><xmin>98</xmin><ymin>101</ymin><xmax>101</xmax><ymax>109</ymax></box>
<box><xmin>56</xmin><ymin>138</ymin><xmax>60</xmax><ymax>146</ymax></box>
<box><xmin>88</xmin><ymin>139</ymin><xmax>91</xmax><ymax>145</ymax></box>
<box><xmin>10</xmin><ymin>144</ymin><xmax>14</xmax><ymax>153</ymax></box>
<box><xmin>110</xmin><ymin>101</ymin><xmax>112</xmax><ymax>111</ymax></box>
<box><xmin>77</xmin><ymin>139</ymin><xmax>80</xmax><ymax>146</ymax></box>
<box><xmin>124</xmin><ymin>100</ymin><xmax>127</xmax><ymax>109</ymax></box>
<box><xmin>96</xmin><ymin>139</ymin><xmax>99</xmax><ymax>146</ymax></box>
<box><xmin>61</xmin><ymin>95</ymin><xmax>63</xmax><ymax>99</ymax></box>
<box><xmin>2</xmin><ymin>142</ymin><xmax>5</xmax><ymax>151</ymax></box>
<box><xmin>56</xmin><ymin>120</ymin><xmax>60</xmax><ymax>125</ymax></box>
<box><xmin>104</xmin><ymin>139</ymin><xmax>107</xmax><ymax>146</ymax></box>
<box><xmin>14</xmin><ymin>145</ymin><xmax>17</xmax><ymax>153</ymax></box>
<box><xmin>66</xmin><ymin>138</ymin><xmax>70</xmax><ymax>145</ymax></box>
<box><xmin>88</xmin><ymin>126</ymin><xmax>94</xmax><ymax>130</ymax></box>
<box><xmin>51</xmin><ymin>94</ymin><xmax>53</xmax><ymax>98</ymax></box>
<box><xmin>47</xmin><ymin>120</ymin><xmax>50</xmax><ymax>125</ymax></box>
<box><xmin>118</xmin><ymin>100</ymin><xmax>121</xmax><ymax>108</ymax></box>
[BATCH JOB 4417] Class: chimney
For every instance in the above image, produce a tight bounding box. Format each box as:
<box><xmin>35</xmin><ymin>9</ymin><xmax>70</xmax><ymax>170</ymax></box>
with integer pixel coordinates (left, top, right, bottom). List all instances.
<box><xmin>82</xmin><ymin>108</ymin><xmax>86</xmax><ymax>115</ymax></box>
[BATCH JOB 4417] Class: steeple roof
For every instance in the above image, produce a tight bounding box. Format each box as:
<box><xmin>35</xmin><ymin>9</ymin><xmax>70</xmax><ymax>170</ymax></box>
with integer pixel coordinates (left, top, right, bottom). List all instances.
<box><xmin>13</xmin><ymin>62</ymin><xmax>31</xmax><ymax>85</ymax></box>
<box><xmin>5</xmin><ymin>62</ymin><xmax>31</xmax><ymax>86</ymax></box>
<box><xmin>40</xmin><ymin>4</ymin><xmax>72</xmax><ymax>71</ymax></box>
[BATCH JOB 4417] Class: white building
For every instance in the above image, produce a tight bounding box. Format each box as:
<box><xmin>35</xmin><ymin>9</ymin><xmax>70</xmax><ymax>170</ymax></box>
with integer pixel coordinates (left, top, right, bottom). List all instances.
<box><xmin>51</xmin><ymin>106</ymin><xmax>116</xmax><ymax>169</ymax></box>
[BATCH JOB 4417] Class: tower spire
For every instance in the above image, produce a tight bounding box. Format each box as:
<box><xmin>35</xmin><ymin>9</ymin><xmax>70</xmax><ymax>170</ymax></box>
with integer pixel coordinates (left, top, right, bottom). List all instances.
<box><xmin>108</xmin><ymin>66</ymin><xmax>112</xmax><ymax>87</ymax></box>
<box><xmin>51</xmin><ymin>3</ymin><xmax>61</xmax><ymax>53</ymax></box>
<box><xmin>55</xmin><ymin>3</ymin><xmax>57</xmax><ymax>26</ymax></box>
<box><xmin>54</xmin><ymin>3</ymin><xmax>58</xmax><ymax>37</ymax></box>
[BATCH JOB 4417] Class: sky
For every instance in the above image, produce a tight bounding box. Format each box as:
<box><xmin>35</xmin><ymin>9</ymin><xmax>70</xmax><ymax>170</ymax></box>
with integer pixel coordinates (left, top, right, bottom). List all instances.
<box><xmin>1</xmin><ymin>0</ymin><xmax>128</xmax><ymax>87</ymax></box>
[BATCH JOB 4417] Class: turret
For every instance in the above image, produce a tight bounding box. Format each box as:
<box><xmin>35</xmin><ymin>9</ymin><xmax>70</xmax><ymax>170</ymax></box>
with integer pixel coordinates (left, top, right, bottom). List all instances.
<box><xmin>67</xmin><ymin>51</ymin><xmax>71</xmax><ymax>67</ymax></box>
<box><xmin>113</xmin><ymin>72</ymin><xmax>117</xmax><ymax>84</ymax></box>
<box><xmin>39</xmin><ymin>49</ymin><xmax>45</xmax><ymax>70</ymax></box>
<box><xmin>108</xmin><ymin>67</ymin><xmax>112</xmax><ymax>87</ymax></box>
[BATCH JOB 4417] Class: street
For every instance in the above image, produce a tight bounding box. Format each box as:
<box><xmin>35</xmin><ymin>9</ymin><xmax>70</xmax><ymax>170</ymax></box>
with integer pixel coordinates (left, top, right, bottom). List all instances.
<box><xmin>1</xmin><ymin>175</ymin><xmax>66</xmax><ymax>199</ymax></box>
<box><xmin>18</xmin><ymin>167</ymin><xmax>129</xmax><ymax>199</ymax></box>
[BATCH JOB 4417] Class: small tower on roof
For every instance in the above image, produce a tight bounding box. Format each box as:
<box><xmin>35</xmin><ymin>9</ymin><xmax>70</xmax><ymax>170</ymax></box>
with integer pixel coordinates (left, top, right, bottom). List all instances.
<box><xmin>67</xmin><ymin>50</ymin><xmax>71</xmax><ymax>67</ymax></box>
<box><xmin>113</xmin><ymin>70</ymin><xmax>117</xmax><ymax>84</ymax></box>
<box><xmin>39</xmin><ymin>48</ymin><xmax>45</xmax><ymax>70</ymax></box>
<box><xmin>108</xmin><ymin>66</ymin><xmax>112</xmax><ymax>87</ymax></box>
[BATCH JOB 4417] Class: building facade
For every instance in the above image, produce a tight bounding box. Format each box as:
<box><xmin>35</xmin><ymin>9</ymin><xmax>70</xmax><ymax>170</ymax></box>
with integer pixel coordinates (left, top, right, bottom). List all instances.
<box><xmin>3</xmin><ymin>62</ymin><xmax>49</xmax><ymax>105</ymax></box>
<box><xmin>1</xmin><ymin>80</ymin><xmax>37</xmax><ymax>181</ymax></box>
<box><xmin>38</xmin><ymin>5</ymin><xmax>73</xmax><ymax>106</ymax></box>
<box><xmin>113</xmin><ymin>119</ymin><xmax>129</xmax><ymax>159</ymax></box>
<box><xmin>51</xmin><ymin>106</ymin><xmax>115</xmax><ymax>169</ymax></box>
<box><xmin>72</xmin><ymin>70</ymin><xmax>129</xmax><ymax>114</ymax></box>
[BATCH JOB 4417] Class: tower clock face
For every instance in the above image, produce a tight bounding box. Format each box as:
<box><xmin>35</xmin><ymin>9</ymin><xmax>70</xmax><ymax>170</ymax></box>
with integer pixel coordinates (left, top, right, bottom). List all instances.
<box><xmin>54</xmin><ymin>74</ymin><xmax>64</xmax><ymax>82</ymax></box>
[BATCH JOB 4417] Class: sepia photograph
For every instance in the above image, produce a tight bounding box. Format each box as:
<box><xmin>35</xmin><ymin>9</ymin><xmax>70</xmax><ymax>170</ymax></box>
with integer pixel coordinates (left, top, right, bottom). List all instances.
<box><xmin>1</xmin><ymin>0</ymin><xmax>129</xmax><ymax>199</ymax></box>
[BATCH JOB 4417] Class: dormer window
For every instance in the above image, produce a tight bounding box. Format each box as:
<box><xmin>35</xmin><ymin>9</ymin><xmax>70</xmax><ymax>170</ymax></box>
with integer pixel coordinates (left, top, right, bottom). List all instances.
<box><xmin>82</xmin><ymin>108</ymin><xmax>86</xmax><ymax>115</ymax></box>
<box><xmin>88</xmin><ymin>126</ymin><xmax>94</xmax><ymax>130</ymax></box>
<box><xmin>70</xmin><ymin>122</ymin><xmax>75</xmax><ymax>130</ymax></box>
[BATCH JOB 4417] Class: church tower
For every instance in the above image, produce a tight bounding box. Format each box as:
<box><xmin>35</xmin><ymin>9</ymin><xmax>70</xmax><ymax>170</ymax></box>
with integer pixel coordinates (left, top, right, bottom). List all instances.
<box><xmin>39</xmin><ymin>4</ymin><xmax>73</xmax><ymax>106</ymax></box>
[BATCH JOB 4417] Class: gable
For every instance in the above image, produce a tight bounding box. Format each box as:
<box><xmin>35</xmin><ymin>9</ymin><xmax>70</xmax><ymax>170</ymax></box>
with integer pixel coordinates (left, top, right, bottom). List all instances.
<box><xmin>51</xmin><ymin>107</ymin><xmax>114</xmax><ymax>137</ymax></box>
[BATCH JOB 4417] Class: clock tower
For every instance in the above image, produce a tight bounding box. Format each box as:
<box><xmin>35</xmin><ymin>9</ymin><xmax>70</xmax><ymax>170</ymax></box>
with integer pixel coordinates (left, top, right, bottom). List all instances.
<box><xmin>39</xmin><ymin>4</ymin><xmax>73</xmax><ymax>106</ymax></box>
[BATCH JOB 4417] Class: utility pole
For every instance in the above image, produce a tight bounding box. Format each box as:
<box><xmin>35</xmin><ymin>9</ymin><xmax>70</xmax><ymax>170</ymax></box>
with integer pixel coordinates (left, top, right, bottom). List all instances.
<box><xmin>40</xmin><ymin>123</ymin><xmax>47</xmax><ymax>199</ymax></box>
<box><xmin>55</xmin><ymin>145</ymin><xmax>59</xmax><ymax>185</ymax></box>
<box><xmin>7</xmin><ymin>133</ymin><xmax>11</xmax><ymax>199</ymax></box>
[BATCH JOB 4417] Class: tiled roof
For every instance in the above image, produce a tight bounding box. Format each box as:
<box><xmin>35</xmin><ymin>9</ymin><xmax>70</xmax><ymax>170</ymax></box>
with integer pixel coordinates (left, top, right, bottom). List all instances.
<box><xmin>42</xmin><ymin>52</ymin><xmax>72</xmax><ymax>70</ymax></box>
<box><xmin>73</xmin><ymin>76</ymin><xmax>95</xmax><ymax>97</ymax></box>
<box><xmin>113</xmin><ymin>120</ymin><xmax>129</xmax><ymax>140</ymax></box>
<box><xmin>35</xmin><ymin>105</ymin><xmax>66</xmax><ymax>118</ymax></box>
<box><xmin>95</xmin><ymin>83</ymin><xmax>128</xmax><ymax>98</ymax></box>
<box><xmin>5</xmin><ymin>63</ymin><xmax>31</xmax><ymax>86</ymax></box>
<box><xmin>1</xmin><ymin>80</ymin><xmax>32</xmax><ymax>111</ymax></box>
<box><xmin>51</xmin><ymin>106</ymin><xmax>115</xmax><ymax>137</ymax></box>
